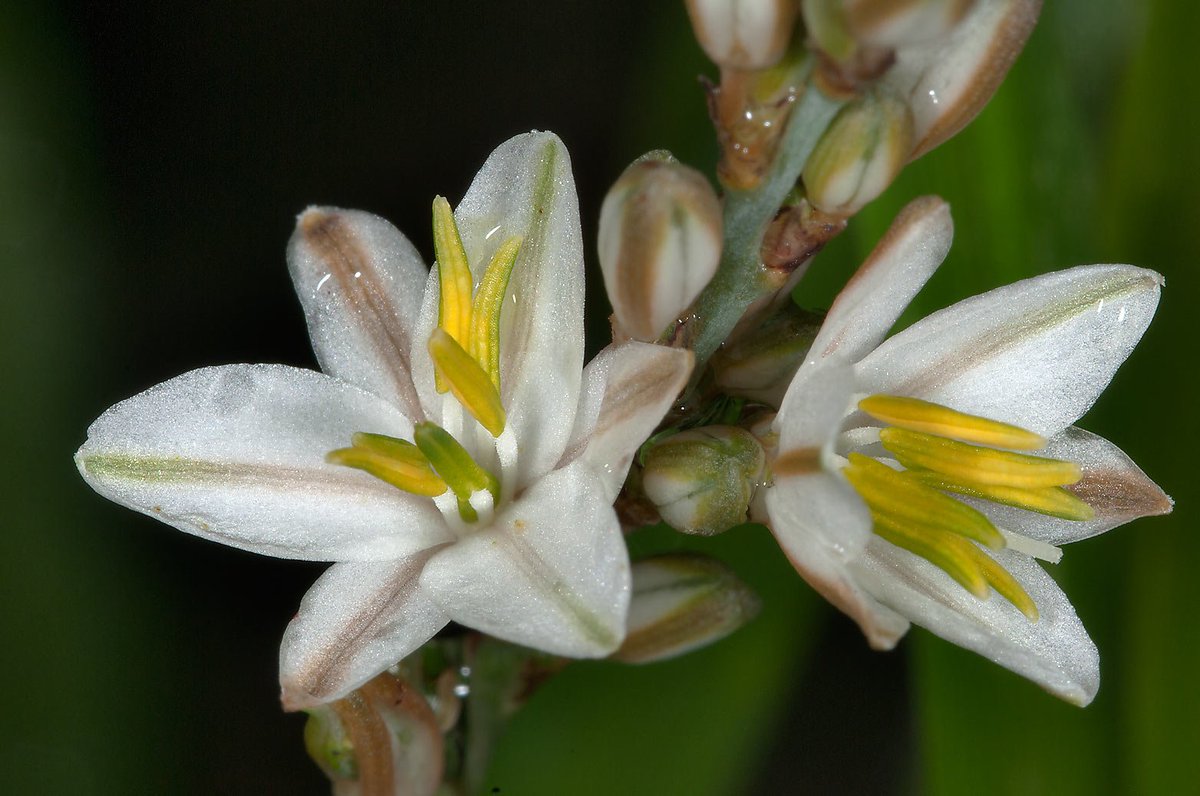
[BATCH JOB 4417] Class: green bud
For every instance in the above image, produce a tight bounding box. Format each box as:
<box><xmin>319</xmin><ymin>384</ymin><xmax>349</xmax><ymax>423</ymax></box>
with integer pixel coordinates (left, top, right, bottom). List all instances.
<box><xmin>642</xmin><ymin>426</ymin><xmax>765</xmax><ymax>535</ymax></box>
<box><xmin>303</xmin><ymin>704</ymin><xmax>359</xmax><ymax>782</ymax></box>
<box><xmin>303</xmin><ymin>672</ymin><xmax>445</xmax><ymax>794</ymax></box>
<box><xmin>598</xmin><ymin>154</ymin><xmax>722</xmax><ymax>341</ymax></box>
<box><xmin>802</xmin><ymin>87</ymin><xmax>914</xmax><ymax>215</ymax></box>
<box><xmin>712</xmin><ymin>305</ymin><xmax>823</xmax><ymax>406</ymax></box>
<box><xmin>614</xmin><ymin>553</ymin><xmax>762</xmax><ymax>664</ymax></box>
<box><xmin>686</xmin><ymin>0</ymin><xmax>800</xmax><ymax>70</ymax></box>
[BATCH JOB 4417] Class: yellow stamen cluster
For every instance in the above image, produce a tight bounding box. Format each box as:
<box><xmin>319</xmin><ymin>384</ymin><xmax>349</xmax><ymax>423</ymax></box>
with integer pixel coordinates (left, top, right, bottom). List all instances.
<box><xmin>848</xmin><ymin>394</ymin><xmax>1097</xmax><ymax>620</ymax></box>
<box><xmin>430</xmin><ymin>197</ymin><xmax>522</xmax><ymax>436</ymax></box>
<box><xmin>327</xmin><ymin>424</ymin><xmax>501</xmax><ymax>523</ymax></box>
<box><xmin>326</xmin><ymin>198</ymin><xmax>522</xmax><ymax>524</ymax></box>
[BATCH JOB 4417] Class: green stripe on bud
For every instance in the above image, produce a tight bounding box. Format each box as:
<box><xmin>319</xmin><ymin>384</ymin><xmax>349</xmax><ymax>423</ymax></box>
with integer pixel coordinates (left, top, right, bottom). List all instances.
<box><xmin>642</xmin><ymin>426</ymin><xmax>765</xmax><ymax>536</ymax></box>
<box><xmin>303</xmin><ymin>704</ymin><xmax>359</xmax><ymax>782</ymax></box>
<box><xmin>711</xmin><ymin>304</ymin><xmax>823</xmax><ymax>406</ymax></box>
<box><xmin>614</xmin><ymin>553</ymin><xmax>761</xmax><ymax>664</ymax></box>
<box><xmin>802</xmin><ymin>87</ymin><xmax>914</xmax><ymax>215</ymax></box>
<box><xmin>598</xmin><ymin>153</ymin><xmax>722</xmax><ymax>342</ymax></box>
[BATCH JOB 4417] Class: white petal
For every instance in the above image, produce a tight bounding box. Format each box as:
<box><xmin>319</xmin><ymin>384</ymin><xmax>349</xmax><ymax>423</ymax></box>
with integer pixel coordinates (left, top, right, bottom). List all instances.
<box><xmin>807</xmin><ymin>196</ymin><xmax>952</xmax><ymax>364</ymax></box>
<box><xmin>76</xmin><ymin>364</ymin><xmax>451</xmax><ymax>561</ymax></box>
<box><xmin>460</xmin><ymin>132</ymin><xmax>586</xmax><ymax>486</ymax></box>
<box><xmin>858</xmin><ymin>265</ymin><xmax>1163</xmax><ymax>437</ymax></box>
<box><xmin>288</xmin><ymin>207</ymin><xmax>429</xmax><ymax>419</ymax></box>
<box><xmin>853</xmin><ymin>542</ymin><xmax>1100</xmax><ymax>705</ymax></box>
<box><xmin>765</xmin><ymin>488</ymin><xmax>910</xmax><ymax>648</ymax></box>
<box><xmin>279</xmin><ymin>554</ymin><xmax>450</xmax><ymax>710</ymax></box>
<box><xmin>560</xmin><ymin>342</ymin><xmax>694</xmax><ymax>500</ymax></box>
<box><xmin>419</xmin><ymin>461</ymin><xmax>630</xmax><ymax>657</ymax></box>
<box><xmin>775</xmin><ymin>359</ymin><xmax>857</xmax><ymax>451</ymax></box>
<box><xmin>970</xmin><ymin>426</ymin><xmax>1172</xmax><ymax>546</ymax></box>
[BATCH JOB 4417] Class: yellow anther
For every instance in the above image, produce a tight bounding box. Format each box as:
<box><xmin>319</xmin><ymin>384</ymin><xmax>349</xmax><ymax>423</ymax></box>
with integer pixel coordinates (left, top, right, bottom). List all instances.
<box><xmin>880</xmin><ymin>427</ymin><xmax>1082</xmax><ymax>489</ymax></box>
<box><xmin>428</xmin><ymin>328</ymin><xmax>507</xmax><ymax>437</ymax></box>
<box><xmin>413</xmin><ymin>421</ymin><xmax>501</xmax><ymax>523</ymax></box>
<box><xmin>326</xmin><ymin>432</ymin><xmax>447</xmax><ymax>497</ymax></box>
<box><xmin>909</xmin><ymin>470</ymin><xmax>1096</xmax><ymax>522</ymax></box>
<box><xmin>870</xmin><ymin>511</ymin><xmax>989</xmax><ymax>599</ymax></box>
<box><xmin>843</xmin><ymin>452</ymin><xmax>1039</xmax><ymax>620</ymax></box>
<box><xmin>432</xmin><ymin>196</ymin><xmax>474</xmax><ymax>364</ymax></box>
<box><xmin>844</xmin><ymin>453</ymin><xmax>1004</xmax><ymax>549</ymax></box>
<box><xmin>469</xmin><ymin>236</ymin><xmax>522</xmax><ymax>391</ymax></box>
<box><xmin>970</xmin><ymin>546</ymin><xmax>1040</xmax><ymax>621</ymax></box>
<box><xmin>859</xmin><ymin>395</ymin><xmax>1046</xmax><ymax>450</ymax></box>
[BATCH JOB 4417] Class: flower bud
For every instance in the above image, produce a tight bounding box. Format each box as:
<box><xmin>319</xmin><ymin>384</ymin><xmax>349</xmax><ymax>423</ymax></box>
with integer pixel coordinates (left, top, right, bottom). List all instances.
<box><xmin>843</xmin><ymin>0</ymin><xmax>975</xmax><ymax>49</ymax></box>
<box><xmin>304</xmin><ymin>704</ymin><xmax>358</xmax><ymax>782</ymax></box>
<box><xmin>803</xmin><ymin>0</ymin><xmax>974</xmax><ymax>66</ymax></box>
<box><xmin>303</xmin><ymin>671</ymin><xmax>443</xmax><ymax>794</ymax></box>
<box><xmin>613</xmin><ymin>553</ymin><xmax>761</xmax><ymax>664</ymax></box>
<box><xmin>686</xmin><ymin>0</ymin><xmax>800</xmax><ymax>70</ymax></box>
<box><xmin>886</xmin><ymin>0</ymin><xmax>1039</xmax><ymax>158</ymax></box>
<box><xmin>599</xmin><ymin>154</ymin><xmax>722</xmax><ymax>342</ymax></box>
<box><xmin>712</xmin><ymin>304</ymin><xmax>823</xmax><ymax>406</ymax></box>
<box><xmin>802</xmin><ymin>87</ymin><xmax>914</xmax><ymax>215</ymax></box>
<box><xmin>642</xmin><ymin>426</ymin><xmax>765</xmax><ymax>535</ymax></box>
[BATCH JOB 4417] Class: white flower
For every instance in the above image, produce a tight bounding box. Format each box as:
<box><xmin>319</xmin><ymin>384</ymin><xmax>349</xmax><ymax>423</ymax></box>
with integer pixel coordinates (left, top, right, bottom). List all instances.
<box><xmin>762</xmin><ymin>195</ymin><xmax>1171</xmax><ymax>705</ymax></box>
<box><xmin>76</xmin><ymin>132</ymin><xmax>693</xmax><ymax>710</ymax></box>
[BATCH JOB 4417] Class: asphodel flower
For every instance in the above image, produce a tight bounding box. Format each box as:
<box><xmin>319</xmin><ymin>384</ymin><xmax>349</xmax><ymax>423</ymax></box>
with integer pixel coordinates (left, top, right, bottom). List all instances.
<box><xmin>75</xmin><ymin>132</ymin><xmax>693</xmax><ymax>709</ymax></box>
<box><xmin>761</xmin><ymin>195</ymin><xmax>1171</xmax><ymax>705</ymax></box>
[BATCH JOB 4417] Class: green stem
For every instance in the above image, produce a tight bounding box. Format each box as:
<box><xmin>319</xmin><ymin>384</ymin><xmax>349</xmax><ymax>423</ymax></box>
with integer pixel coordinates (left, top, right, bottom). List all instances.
<box><xmin>683</xmin><ymin>82</ymin><xmax>844</xmax><ymax>373</ymax></box>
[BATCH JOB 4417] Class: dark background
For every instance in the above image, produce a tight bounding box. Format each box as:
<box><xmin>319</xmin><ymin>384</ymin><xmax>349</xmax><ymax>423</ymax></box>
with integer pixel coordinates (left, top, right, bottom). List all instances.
<box><xmin>2</xmin><ymin>1</ymin><xmax>1197</xmax><ymax>793</ymax></box>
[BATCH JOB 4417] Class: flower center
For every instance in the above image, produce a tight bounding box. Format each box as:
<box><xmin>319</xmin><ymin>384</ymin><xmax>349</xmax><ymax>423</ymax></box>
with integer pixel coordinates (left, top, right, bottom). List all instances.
<box><xmin>327</xmin><ymin>198</ymin><xmax>523</xmax><ymax>525</ymax></box>
<box><xmin>838</xmin><ymin>394</ymin><xmax>1096</xmax><ymax>620</ymax></box>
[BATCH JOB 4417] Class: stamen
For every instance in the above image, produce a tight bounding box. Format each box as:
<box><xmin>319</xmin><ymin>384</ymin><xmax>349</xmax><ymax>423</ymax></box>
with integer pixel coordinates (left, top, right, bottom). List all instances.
<box><xmin>413</xmin><ymin>421</ymin><xmax>500</xmax><ymax>523</ymax></box>
<box><xmin>969</xmin><ymin>546</ymin><xmax>1040</xmax><ymax>621</ymax></box>
<box><xmin>842</xmin><ymin>453</ymin><xmax>1039</xmax><ymax>620</ymax></box>
<box><xmin>428</xmin><ymin>328</ymin><xmax>507</xmax><ymax>437</ymax></box>
<box><xmin>997</xmin><ymin>529</ymin><xmax>1063</xmax><ymax>565</ymax></box>
<box><xmin>843</xmin><ymin>453</ymin><xmax>1004</xmax><ymax>549</ymax></box>
<box><xmin>432</xmin><ymin>196</ymin><xmax>474</xmax><ymax>392</ymax></box>
<box><xmin>326</xmin><ymin>432</ymin><xmax>447</xmax><ymax>497</ymax></box>
<box><xmin>469</xmin><ymin>236</ymin><xmax>522</xmax><ymax>391</ymax></box>
<box><xmin>880</xmin><ymin>428</ymin><xmax>1082</xmax><ymax>489</ymax></box>
<box><xmin>870</xmin><ymin>511</ymin><xmax>989</xmax><ymax>598</ymax></box>
<box><xmin>908</xmin><ymin>470</ymin><xmax>1095</xmax><ymax>521</ymax></box>
<box><xmin>859</xmin><ymin>395</ymin><xmax>1045</xmax><ymax>450</ymax></box>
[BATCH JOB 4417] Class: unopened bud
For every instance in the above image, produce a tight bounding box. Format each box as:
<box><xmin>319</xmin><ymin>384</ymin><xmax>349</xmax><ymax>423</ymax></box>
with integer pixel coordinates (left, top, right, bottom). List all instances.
<box><xmin>843</xmin><ymin>0</ymin><xmax>975</xmax><ymax>49</ymax></box>
<box><xmin>712</xmin><ymin>305</ymin><xmax>823</xmax><ymax>406</ymax></box>
<box><xmin>642</xmin><ymin>426</ymin><xmax>765</xmax><ymax>535</ymax></box>
<box><xmin>802</xmin><ymin>87</ymin><xmax>913</xmax><ymax>215</ymax></box>
<box><xmin>687</xmin><ymin>0</ymin><xmax>800</xmax><ymax>70</ymax></box>
<box><xmin>304</xmin><ymin>704</ymin><xmax>358</xmax><ymax>782</ymax></box>
<box><xmin>613</xmin><ymin>553</ymin><xmax>762</xmax><ymax>664</ymax></box>
<box><xmin>303</xmin><ymin>672</ymin><xmax>443</xmax><ymax>794</ymax></box>
<box><xmin>886</xmin><ymin>0</ymin><xmax>1039</xmax><ymax>159</ymax></box>
<box><xmin>599</xmin><ymin>154</ymin><xmax>722</xmax><ymax>341</ymax></box>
